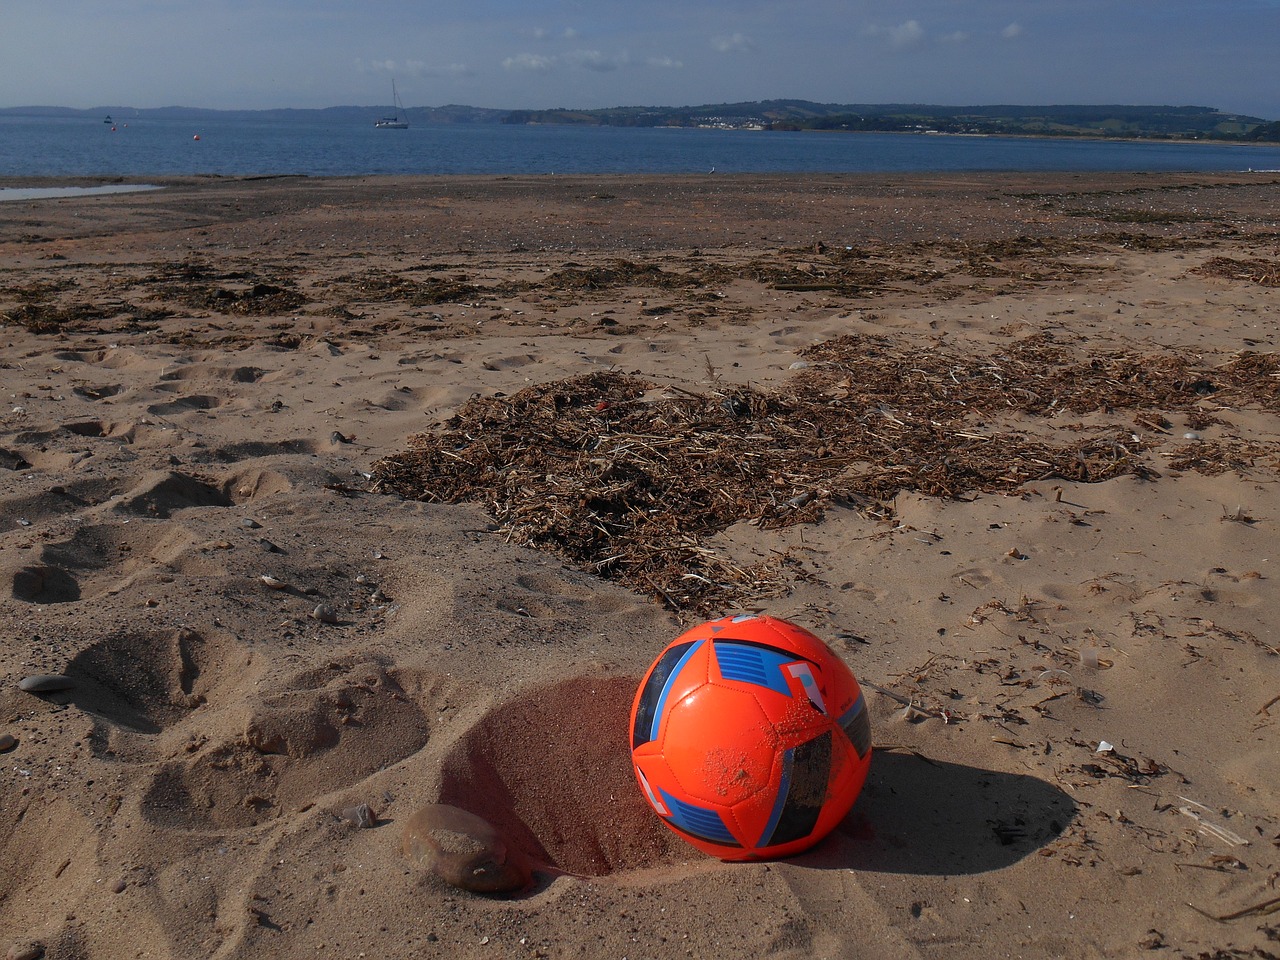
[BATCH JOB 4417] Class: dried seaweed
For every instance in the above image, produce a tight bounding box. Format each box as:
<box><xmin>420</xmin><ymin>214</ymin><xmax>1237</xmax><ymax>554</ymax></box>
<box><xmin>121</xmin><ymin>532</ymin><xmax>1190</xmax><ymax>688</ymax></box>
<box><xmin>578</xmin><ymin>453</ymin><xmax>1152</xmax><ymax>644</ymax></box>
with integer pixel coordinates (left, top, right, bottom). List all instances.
<box><xmin>320</xmin><ymin>269</ymin><xmax>482</xmax><ymax>306</ymax></box>
<box><xmin>372</xmin><ymin>336</ymin><xmax>1280</xmax><ymax>614</ymax></box>
<box><xmin>1194</xmin><ymin>256</ymin><xmax>1280</xmax><ymax>287</ymax></box>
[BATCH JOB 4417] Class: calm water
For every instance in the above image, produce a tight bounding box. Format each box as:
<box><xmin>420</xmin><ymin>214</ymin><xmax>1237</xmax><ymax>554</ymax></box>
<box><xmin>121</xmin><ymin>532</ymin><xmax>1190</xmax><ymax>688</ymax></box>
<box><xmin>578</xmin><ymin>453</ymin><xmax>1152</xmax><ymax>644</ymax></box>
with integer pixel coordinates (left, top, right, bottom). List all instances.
<box><xmin>3</xmin><ymin>115</ymin><xmax>1280</xmax><ymax>177</ymax></box>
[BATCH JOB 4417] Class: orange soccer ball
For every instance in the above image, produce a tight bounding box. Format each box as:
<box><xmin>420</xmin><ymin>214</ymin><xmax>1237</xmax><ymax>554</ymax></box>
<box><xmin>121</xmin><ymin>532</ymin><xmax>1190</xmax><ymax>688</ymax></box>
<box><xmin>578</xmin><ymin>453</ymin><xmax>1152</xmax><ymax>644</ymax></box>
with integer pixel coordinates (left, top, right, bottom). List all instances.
<box><xmin>629</xmin><ymin>614</ymin><xmax>872</xmax><ymax>860</ymax></box>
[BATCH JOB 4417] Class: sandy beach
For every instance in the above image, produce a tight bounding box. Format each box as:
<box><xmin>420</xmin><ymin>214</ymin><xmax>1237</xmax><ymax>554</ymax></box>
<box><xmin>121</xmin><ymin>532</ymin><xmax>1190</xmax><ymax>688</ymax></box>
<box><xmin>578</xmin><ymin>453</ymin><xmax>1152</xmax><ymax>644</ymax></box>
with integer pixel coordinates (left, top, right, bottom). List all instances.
<box><xmin>2</xmin><ymin>171</ymin><xmax>1278</xmax><ymax>959</ymax></box>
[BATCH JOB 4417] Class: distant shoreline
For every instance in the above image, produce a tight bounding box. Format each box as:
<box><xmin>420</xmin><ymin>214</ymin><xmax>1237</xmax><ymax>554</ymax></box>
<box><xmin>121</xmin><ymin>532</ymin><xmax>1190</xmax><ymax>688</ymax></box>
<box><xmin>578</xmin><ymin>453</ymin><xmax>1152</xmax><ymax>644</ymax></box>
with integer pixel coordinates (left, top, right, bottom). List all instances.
<box><xmin>3</xmin><ymin>100</ymin><xmax>1276</xmax><ymax>144</ymax></box>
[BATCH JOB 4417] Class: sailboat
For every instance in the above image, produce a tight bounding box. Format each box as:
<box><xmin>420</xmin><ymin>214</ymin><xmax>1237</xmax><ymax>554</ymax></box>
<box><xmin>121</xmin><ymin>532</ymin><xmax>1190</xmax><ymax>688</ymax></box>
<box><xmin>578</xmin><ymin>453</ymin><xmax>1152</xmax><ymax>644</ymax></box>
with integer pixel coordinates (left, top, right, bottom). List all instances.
<box><xmin>374</xmin><ymin>80</ymin><xmax>410</xmax><ymax>129</ymax></box>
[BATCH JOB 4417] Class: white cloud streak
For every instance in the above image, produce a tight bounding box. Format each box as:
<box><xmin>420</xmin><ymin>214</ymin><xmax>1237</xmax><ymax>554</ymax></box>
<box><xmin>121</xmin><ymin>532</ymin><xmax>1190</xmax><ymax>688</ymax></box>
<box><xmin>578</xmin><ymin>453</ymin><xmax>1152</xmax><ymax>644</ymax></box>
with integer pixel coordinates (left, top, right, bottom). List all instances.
<box><xmin>503</xmin><ymin>52</ymin><xmax>554</xmax><ymax>71</ymax></box>
<box><xmin>503</xmin><ymin>49</ymin><xmax>633</xmax><ymax>72</ymax></box>
<box><xmin>711</xmin><ymin>32</ymin><xmax>756</xmax><ymax>53</ymax></box>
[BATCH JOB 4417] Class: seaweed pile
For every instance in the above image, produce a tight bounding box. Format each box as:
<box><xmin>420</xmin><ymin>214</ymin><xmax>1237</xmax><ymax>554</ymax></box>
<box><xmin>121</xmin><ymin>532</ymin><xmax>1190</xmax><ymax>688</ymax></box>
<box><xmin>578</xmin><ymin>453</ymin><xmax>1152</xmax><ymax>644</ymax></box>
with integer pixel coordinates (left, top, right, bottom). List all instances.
<box><xmin>372</xmin><ymin>335</ymin><xmax>1280</xmax><ymax>614</ymax></box>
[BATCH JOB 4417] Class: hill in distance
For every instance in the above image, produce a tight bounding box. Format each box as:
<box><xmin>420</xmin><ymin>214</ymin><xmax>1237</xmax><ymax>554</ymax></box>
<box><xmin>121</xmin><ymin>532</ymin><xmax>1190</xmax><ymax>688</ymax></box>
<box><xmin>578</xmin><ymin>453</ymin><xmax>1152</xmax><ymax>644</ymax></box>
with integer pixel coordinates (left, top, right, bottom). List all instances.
<box><xmin>3</xmin><ymin>100</ymin><xmax>1276</xmax><ymax>141</ymax></box>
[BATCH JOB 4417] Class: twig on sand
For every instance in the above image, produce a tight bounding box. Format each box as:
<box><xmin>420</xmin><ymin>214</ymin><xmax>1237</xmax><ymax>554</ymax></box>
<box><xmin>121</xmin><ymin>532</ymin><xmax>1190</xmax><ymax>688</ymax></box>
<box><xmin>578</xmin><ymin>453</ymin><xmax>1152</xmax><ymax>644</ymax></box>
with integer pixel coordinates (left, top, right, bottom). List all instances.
<box><xmin>1188</xmin><ymin>893</ymin><xmax>1280</xmax><ymax>923</ymax></box>
<box><xmin>1257</xmin><ymin>693</ymin><xmax>1280</xmax><ymax>717</ymax></box>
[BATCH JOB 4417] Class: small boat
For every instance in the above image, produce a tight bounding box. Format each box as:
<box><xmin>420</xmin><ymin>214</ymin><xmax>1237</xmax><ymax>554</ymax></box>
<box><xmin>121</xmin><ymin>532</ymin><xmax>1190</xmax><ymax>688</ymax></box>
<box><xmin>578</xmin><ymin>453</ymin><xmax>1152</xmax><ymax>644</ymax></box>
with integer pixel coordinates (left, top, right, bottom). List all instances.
<box><xmin>375</xmin><ymin>81</ymin><xmax>410</xmax><ymax>129</ymax></box>
<box><xmin>104</xmin><ymin>115</ymin><xmax>113</xmax><ymax>124</ymax></box>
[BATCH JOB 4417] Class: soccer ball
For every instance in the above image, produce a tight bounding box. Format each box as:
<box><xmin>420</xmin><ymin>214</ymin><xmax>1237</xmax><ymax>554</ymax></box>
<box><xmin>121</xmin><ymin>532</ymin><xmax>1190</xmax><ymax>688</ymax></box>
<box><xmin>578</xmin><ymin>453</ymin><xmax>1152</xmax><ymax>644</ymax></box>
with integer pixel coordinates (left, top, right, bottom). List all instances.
<box><xmin>629</xmin><ymin>614</ymin><xmax>872</xmax><ymax>861</ymax></box>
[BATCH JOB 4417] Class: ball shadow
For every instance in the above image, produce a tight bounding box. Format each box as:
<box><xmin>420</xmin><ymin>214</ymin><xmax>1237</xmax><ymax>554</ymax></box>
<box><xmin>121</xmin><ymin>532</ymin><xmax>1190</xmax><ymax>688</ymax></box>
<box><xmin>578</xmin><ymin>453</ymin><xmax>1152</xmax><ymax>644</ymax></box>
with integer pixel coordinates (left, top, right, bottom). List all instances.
<box><xmin>800</xmin><ymin>749</ymin><xmax>1076</xmax><ymax>875</ymax></box>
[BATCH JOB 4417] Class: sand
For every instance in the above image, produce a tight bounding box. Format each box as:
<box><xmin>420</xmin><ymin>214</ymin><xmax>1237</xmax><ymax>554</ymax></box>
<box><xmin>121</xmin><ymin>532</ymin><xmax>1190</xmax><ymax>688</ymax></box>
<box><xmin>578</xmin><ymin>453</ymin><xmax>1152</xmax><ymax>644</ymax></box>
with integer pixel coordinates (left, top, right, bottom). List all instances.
<box><xmin>1</xmin><ymin>171</ymin><xmax>1278</xmax><ymax>959</ymax></box>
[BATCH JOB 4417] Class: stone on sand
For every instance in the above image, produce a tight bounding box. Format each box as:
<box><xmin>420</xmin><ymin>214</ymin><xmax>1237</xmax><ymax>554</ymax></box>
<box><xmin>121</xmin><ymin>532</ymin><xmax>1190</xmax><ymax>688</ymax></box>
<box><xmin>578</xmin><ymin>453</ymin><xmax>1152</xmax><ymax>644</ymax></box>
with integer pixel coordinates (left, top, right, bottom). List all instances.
<box><xmin>18</xmin><ymin>674</ymin><xmax>74</xmax><ymax>693</ymax></box>
<box><xmin>401</xmin><ymin>804</ymin><xmax>533</xmax><ymax>895</ymax></box>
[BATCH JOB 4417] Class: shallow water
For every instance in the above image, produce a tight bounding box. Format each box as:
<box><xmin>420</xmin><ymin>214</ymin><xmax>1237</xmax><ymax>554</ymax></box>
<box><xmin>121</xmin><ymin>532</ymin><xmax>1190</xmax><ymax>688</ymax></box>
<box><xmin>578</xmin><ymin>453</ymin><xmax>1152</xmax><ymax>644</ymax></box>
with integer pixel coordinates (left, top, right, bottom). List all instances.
<box><xmin>0</xmin><ymin>184</ymin><xmax>161</xmax><ymax>202</ymax></box>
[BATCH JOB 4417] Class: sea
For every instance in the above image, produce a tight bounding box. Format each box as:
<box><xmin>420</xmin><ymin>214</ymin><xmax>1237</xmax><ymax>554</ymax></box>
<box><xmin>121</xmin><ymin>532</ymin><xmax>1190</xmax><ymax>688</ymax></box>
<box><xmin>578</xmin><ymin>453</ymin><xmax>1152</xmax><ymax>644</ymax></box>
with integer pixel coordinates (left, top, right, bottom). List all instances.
<box><xmin>2</xmin><ymin>114</ymin><xmax>1280</xmax><ymax>179</ymax></box>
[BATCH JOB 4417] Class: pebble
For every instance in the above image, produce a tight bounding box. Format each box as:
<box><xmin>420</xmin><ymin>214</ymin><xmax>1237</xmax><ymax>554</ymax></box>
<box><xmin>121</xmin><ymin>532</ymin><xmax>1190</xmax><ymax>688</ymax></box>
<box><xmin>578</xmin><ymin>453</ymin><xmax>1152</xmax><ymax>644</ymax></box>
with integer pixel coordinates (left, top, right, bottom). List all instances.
<box><xmin>312</xmin><ymin>604</ymin><xmax>339</xmax><ymax>624</ymax></box>
<box><xmin>1183</xmin><ymin>431</ymin><xmax>1202</xmax><ymax>440</ymax></box>
<box><xmin>7</xmin><ymin>943</ymin><xmax>44</xmax><ymax>960</ymax></box>
<box><xmin>0</xmin><ymin>733</ymin><xmax>16</xmax><ymax>752</ymax></box>
<box><xmin>401</xmin><ymin>804</ymin><xmax>532</xmax><ymax>895</ymax></box>
<box><xmin>18</xmin><ymin>674</ymin><xmax>75</xmax><ymax>693</ymax></box>
<box><xmin>260</xmin><ymin>575</ymin><xmax>288</xmax><ymax>590</ymax></box>
<box><xmin>241</xmin><ymin>517</ymin><xmax>262</xmax><ymax>530</ymax></box>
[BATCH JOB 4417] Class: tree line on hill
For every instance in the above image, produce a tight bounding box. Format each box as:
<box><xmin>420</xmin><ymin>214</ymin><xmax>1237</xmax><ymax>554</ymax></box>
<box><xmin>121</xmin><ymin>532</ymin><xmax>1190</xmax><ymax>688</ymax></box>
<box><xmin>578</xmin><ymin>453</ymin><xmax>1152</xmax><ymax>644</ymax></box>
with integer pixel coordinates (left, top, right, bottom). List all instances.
<box><xmin>5</xmin><ymin>101</ymin><xmax>1276</xmax><ymax>141</ymax></box>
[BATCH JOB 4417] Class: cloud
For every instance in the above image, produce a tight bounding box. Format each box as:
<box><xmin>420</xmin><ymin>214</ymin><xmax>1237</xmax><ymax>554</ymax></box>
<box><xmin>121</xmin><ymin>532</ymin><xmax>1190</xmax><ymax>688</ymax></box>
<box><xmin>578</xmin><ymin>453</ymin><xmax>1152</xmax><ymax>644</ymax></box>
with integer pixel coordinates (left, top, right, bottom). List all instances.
<box><xmin>355</xmin><ymin>58</ymin><xmax>430</xmax><ymax>78</ymax></box>
<box><xmin>646</xmin><ymin>56</ymin><xmax>683</xmax><ymax>69</ymax></box>
<box><xmin>889</xmin><ymin>20</ymin><xmax>924</xmax><ymax>48</ymax></box>
<box><xmin>1001</xmin><ymin>22</ymin><xmax>1023</xmax><ymax>39</ymax></box>
<box><xmin>940</xmin><ymin>31</ymin><xmax>970</xmax><ymax>44</ymax></box>
<box><xmin>864</xmin><ymin>20</ymin><xmax>925</xmax><ymax>49</ymax></box>
<box><xmin>710</xmin><ymin>32</ymin><xmax>755</xmax><ymax>54</ymax></box>
<box><xmin>502</xmin><ymin>49</ymin><xmax>630</xmax><ymax>73</ymax></box>
<box><xmin>503</xmin><ymin>53</ymin><xmax>554</xmax><ymax>71</ymax></box>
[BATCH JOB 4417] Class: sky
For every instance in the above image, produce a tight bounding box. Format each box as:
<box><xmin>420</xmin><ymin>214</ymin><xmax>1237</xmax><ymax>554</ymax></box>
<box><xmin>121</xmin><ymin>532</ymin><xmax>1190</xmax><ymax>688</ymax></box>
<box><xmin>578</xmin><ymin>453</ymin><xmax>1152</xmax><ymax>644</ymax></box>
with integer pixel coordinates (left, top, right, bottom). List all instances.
<box><xmin>2</xmin><ymin>0</ymin><xmax>1277</xmax><ymax>118</ymax></box>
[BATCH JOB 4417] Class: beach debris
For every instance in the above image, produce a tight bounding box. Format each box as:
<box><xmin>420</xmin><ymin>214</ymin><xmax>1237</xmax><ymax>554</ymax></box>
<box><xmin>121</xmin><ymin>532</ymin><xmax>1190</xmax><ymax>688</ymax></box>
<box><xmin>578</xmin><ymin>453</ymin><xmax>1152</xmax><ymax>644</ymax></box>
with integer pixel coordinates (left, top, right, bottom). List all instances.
<box><xmin>1136</xmin><ymin>930</ymin><xmax>1165</xmax><ymax>950</ymax></box>
<box><xmin>18</xmin><ymin>674</ymin><xmax>74</xmax><ymax>694</ymax></box>
<box><xmin>241</xmin><ymin>517</ymin><xmax>262</xmax><ymax>529</ymax></box>
<box><xmin>0</xmin><ymin>733</ymin><xmax>17</xmax><ymax>752</ymax></box>
<box><xmin>259</xmin><ymin>574</ymin><xmax>288</xmax><ymax>590</ymax></box>
<box><xmin>1188</xmin><ymin>893</ymin><xmax>1280</xmax><ymax>923</ymax></box>
<box><xmin>340</xmin><ymin>803</ymin><xmax>378</xmax><ymax>829</ymax></box>
<box><xmin>1220</xmin><ymin>505</ymin><xmax>1255</xmax><ymax>524</ymax></box>
<box><xmin>1096</xmin><ymin>740</ymin><xmax>1115</xmax><ymax>754</ymax></box>
<box><xmin>371</xmin><ymin>343</ymin><xmax>1280</xmax><ymax>615</ymax></box>
<box><xmin>402</xmin><ymin>803</ymin><xmax>533</xmax><ymax>895</ymax></box>
<box><xmin>1177</xmin><ymin>796</ymin><xmax>1250</xmax><ymax>847</ymax></box>
<box><xmin>1079</xmin><ymin>647</ymin><xmax>1112</xmax><ymax>669</ymax></box>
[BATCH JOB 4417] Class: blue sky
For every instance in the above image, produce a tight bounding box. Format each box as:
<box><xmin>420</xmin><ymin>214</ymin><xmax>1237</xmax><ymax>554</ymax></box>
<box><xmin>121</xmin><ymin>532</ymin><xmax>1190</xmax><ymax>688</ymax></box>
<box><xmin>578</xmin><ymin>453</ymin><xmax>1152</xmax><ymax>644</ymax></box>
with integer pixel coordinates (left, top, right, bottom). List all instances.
<box><xmin>3</xmin><ymin>0</ymin><xmax>1277</xmax><ymax>117</ymax></box>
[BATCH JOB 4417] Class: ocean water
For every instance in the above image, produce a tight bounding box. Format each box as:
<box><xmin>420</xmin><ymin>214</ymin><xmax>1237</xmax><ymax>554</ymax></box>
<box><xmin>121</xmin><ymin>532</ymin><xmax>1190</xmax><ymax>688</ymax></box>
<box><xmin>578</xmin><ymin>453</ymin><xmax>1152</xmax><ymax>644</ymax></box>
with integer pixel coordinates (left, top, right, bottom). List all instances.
<box><xmin>2</xmin><ymin>114</ymin><xmax>1280</xmax><ymax>178</ymax></box>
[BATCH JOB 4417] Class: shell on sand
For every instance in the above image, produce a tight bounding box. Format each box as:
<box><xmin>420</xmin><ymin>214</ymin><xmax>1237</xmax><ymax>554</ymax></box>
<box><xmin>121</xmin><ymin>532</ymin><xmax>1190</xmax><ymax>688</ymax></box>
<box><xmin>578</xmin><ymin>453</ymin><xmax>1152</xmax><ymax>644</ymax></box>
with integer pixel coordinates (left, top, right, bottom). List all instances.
<box><xmin>401</xmin><ymin>804</ymin><xmax>533</xmax><ymax>895</ymax></box>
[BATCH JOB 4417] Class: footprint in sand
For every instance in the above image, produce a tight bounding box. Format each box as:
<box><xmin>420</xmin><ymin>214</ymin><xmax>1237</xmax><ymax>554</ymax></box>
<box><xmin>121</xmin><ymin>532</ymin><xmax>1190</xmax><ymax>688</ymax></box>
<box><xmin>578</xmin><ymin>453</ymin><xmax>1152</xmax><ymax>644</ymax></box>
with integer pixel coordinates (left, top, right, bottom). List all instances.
<box><xmin>70</xmin><ymin>383</ymin><xmax>125</xmax><ymax>401</ymax></box>
<box><xmin>9</xmin><ymin>563</ymin><xmax>81</xmax><ymax>603</ymax></box>
<box><xmin>158</xmin><ymin>363</ymin><xmax>268</xmax><ymax>384</ymax></box>
<box><xmin>61</xmin><ymin>419</ymin><xmax>137</xmax><ymax>442</ymax></box>
<box><xmin>111</xmin><ymin>466</ymin><xmax>293</xmax><ymax>517</ymax></box>
<box><xmin>146</xmin><ymin>394</ymin><xmax>225</xmax><ymax>416</ymax></box>
<box><xmin>62</xmin><ymin>628</ymin><xmax>244</xmax><ymax>759</ymax></box>
<box><xmin>141</xmin><ymin>656</ymin><xmax>431</xmax><ymax>830</ymax></box>
<box><xmin>0</xmin><ymin>447</ymin><xmax>33</xmax><ymax>471</ymax></box>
